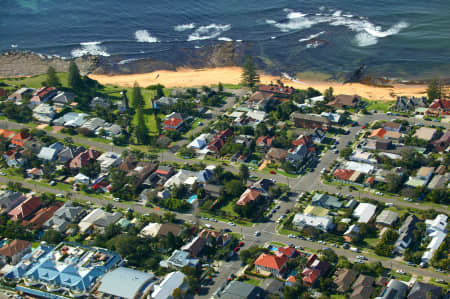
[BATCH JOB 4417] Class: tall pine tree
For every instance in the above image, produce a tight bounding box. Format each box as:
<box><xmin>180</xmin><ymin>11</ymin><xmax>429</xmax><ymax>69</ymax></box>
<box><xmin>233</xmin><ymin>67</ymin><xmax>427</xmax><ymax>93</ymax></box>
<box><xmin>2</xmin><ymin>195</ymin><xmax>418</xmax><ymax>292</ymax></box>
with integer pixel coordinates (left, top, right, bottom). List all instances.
<box><xmin>135</xmin><ymin>107</ymin><xmax>149</xmax><ymax>144</ymax></box>
<box><xmin>131</xmin><ymin>82</ymin><xmax>145</xmax><ymax>108</ymax></box>
<box><xmin>427</xmin><ymin>79</ymin><xmax>442</xmax><ymax>103</ymax></box>
<box><xmin>68</xmin><ymin>61</ymin><xmax>83</xmax><ymax>91</ymax></box>
<box><xmin>46</xmin><ymin>66</ymin><xmax>61</xmax><ymax>87</ymax></box>
<box><xmin>241</xmin><ymin>55</ymin><xmax>260</xmax><ymax>89</ymax></box>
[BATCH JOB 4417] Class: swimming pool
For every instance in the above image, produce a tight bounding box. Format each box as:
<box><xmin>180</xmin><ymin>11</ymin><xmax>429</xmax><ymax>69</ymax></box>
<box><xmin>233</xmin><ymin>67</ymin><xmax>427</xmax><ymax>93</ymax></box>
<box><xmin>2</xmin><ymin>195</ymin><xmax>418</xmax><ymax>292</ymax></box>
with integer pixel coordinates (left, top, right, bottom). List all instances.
<box><xmin>268</xmin><ymin>245</ymin><xmax>279</xmax><ymax>252</ymax></box>
<box><xmin>187</xmin><ymin>195</ymin><xmax>197</xmax><ymax>204</ymax></box>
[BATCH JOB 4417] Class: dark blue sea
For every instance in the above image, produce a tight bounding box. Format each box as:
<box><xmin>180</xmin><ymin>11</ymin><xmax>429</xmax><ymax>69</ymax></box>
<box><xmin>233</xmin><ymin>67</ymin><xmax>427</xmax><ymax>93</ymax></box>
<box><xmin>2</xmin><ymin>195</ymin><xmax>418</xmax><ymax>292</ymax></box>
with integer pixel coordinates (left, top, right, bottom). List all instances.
<box><xmin>1</xmin><ymin>0</ymin><xmax>450</xmax><ymax>79</ymax></box>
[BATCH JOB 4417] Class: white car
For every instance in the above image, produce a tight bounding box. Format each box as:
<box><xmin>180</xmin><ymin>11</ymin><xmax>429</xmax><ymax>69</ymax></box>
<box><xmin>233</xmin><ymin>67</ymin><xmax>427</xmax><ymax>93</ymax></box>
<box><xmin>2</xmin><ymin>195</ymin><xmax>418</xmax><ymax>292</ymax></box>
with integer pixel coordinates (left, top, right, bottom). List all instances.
<box><xmin>385</xmin><ymin>202</ymin><xmax>394</xmax><ymax>207</ymax></box>
<box><xmin>396</xmin><ymin>269</ymin><xmax>406</xmax><ymax>275</ymax></box>
<box><xmin>56</xmin><ymin>194</ymin><xmax>64</xmax><ymax>198</ymax></box>
<box><xmin>113</xmin><ymin>198</ymin><xmax>120</xmax><ymax>202</ymax></box>
<box><xmin>0</xmin><ymin>172</ymin><xmax>5</xmax><ymax>176</ymax></box>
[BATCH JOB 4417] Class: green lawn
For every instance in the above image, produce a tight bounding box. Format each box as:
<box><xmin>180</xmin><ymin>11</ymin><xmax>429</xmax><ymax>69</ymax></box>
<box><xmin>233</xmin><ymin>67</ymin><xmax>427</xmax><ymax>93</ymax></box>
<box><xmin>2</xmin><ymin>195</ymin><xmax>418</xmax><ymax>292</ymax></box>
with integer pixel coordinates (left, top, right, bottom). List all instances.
<box><xmin>269</xmin><ymin>241</ymin><xmax>286</xmax><ymax>247</ymax></box>
<box><xmin>366</xmin><ymin>100</ymin><xmax>395</xmax><ymax>112</ymax></box>
<box><xmin>241</xmin><ymin>277</ymin><xmax>261</xmax><ymax>286</ymax></box>
<box><xmin>0</xmin><ymin>73</ymin><xmax>70</xmax><ymax>89</ymax></box>
<box><xmin>331</xmin><ymin>295</ymin><xmax>346</xmax><ymax>299</ymax></box>
<box><xmin>221</xmin><ymin>201</ymin><xmax>240</xmax><ymax>217</ymax></box>
<box><xmin>131</xmin><ymin>110</ymin><xmax>161</xmax><ymax>136</ymax></box>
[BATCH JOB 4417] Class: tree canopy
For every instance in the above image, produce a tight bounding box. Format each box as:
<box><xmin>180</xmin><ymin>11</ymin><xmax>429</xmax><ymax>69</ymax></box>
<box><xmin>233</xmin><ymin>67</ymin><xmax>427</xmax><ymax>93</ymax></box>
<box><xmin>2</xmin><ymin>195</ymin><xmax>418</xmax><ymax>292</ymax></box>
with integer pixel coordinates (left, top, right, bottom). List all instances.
<box><xmin>241</xmin><ymin>55</ymin><xmax>260</xmax><ymax>88</ymax></box>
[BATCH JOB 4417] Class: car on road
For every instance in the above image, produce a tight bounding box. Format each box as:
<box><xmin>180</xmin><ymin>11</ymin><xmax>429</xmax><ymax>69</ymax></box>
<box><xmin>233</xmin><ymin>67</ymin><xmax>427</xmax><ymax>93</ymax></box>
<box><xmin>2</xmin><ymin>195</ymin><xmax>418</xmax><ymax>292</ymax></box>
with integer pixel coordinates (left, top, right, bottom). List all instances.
<box><xmin>270</xmin><ymin>170</ymin><xmax>276</xmax><ymax>174</ymax></box>
<box><xmin>238</xmin><ymin>241</ymin><xmax>244</xmax><ymax>247</ymax></box>
<box><xmin>0</xmin><ymin>172</ymin><xmax>5</xmax><ymax>176</ymax></box>
<box><xmin>432</xmin><ymin>118</ymin><xmax>440</xmax><ymax>122</ymax></box>
<box><xmin>210</xmin><ymin>218</ymin><xmax>217</xmax><ymax>222</ymax></box>
<box><xmin>197</xmin><ymin>121</ymin><xmax>203</xmax><ymax>126</ymax></box>
<box><xmin>56</xmin><ymin>194</ymin><xmax>64</xmax><ymax>198</ymax></box>
<box><xmin>205</xmin><ymin>224</ymin><xmax>213</xmax><ymax>229</ymax></box>
<box><xmin>385</xmin><ymin>202</ymin><xmax>394</xmax><ymax>207</ymax></box>
<box><xmin>288</xmin><ymin>234</ymin><xmax>296</xmax><ymax>238</ymax></box>
<box><xmin>223</xmin><ymin>228</ymin><xmax>232</xmax><ymax>232</ymax></box>
<box><xmin>227</xmin><ymin>221</ymin><xmax>236</xmax><ymax>226</ymax></box>
<box><xmin>355</xmin><ymin>259</ymin><xmax>363</xmax><ymax>264</ymax></box>
<box><xmin>375</xmin><ymin>191</ymin><xmax>383</xmax><ymax>195</ymax></box>
<box><xmin>254</xmin><ymin>231</ymin><xmax>261</xmax><ymax>237</ymax></box>
<box><xmin>357</xmin><ymin>255</ymin><xmax>367</xmax><ymax>260</ymax></box>
<box><xmin>201</xmin><ymin>216</ymin><xmax>209</xmax><ymax>220</ymax></box>
<box><xmin>249</xmin><ymin>175</ymin><xmax>258</xmax><ymax>179</ymax></box>
<box><xmin>49</xmin><ymin>181</ymin><xmax>56</xmax><ymax>186</ymax></box>
<box><xmin>113</xmin><ymin>198</ymin><xmax>120</xmax><ymax>202</ymax></box>
<box><xmin>295</xmin><ymin>245</ymin><xmax>303</xmax><ymax>250</ymax></box>
<box><xmin>396</xmin><ymin>269</ymin><xmax>406</xmax><ymax>275</ymax></box>
<box><xmin>233</xmin><ymin>247</ymin><xmax>240</xmax><ymax>252</ymax></box>
<box><xmin>407</xmin><ymin>262</ymin><xmax>416</xmax><ymax>267</ymax></box>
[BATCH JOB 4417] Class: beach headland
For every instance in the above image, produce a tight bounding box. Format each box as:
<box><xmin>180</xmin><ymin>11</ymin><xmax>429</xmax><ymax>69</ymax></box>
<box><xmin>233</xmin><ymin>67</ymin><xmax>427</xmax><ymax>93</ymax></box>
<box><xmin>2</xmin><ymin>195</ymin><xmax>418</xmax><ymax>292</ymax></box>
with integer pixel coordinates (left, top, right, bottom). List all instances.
<box><xmin>88</xmin><ymin>66</ymin><xmax>428</xmax><ymax>101</ymax></box>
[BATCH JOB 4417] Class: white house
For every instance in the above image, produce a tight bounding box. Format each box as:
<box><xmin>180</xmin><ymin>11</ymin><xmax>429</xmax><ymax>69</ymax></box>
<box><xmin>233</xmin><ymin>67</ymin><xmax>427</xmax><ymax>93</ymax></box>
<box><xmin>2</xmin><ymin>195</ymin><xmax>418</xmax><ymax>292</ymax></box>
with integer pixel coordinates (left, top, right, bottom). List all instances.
<box><xmin>97</xmin><ymin>152</ymin><xmax>122</xmax><ymax>172</ymax></box>
<box><xmin>422</xmin><ymin>214</ymin><xmax>448</xmax><ymax>265</ymax></box>
<box><xmin>353</xmin><ymin>203</ymin><xmax>376</xmax><ymax>223</ymax></box>
<box><xmin>151</xmin><ymin>271</ymin><xmax>186</xmax><ymax>299</ymax></box>
<box><xmin>247</xmin><ymin>110</ymin><xmax>266</xmax><ymax>122</ymax></box>
<box><xmin>74</xmin><ymin>173</ymin><xmax>90</xmax><ymax>184</ymax></box>
<box><xmin>187</xmin><ymin>133</ymin><xmax>210</xmax><ymax>150</ymax></box>
<box><xmin>292</xmin><ymin>213</ymin><xmax>334</xmax><ymax>232</ymax></box>
<box><xmin>33</xmin><ymin>104</ymin><xmax>56</xmax><ymax>123</ymax></box>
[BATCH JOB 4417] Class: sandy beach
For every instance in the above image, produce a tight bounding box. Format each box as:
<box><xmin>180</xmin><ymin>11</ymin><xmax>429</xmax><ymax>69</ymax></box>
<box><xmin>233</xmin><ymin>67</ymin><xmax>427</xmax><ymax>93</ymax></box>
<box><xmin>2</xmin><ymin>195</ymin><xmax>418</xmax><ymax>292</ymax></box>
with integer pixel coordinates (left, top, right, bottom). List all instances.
<box><xmin>89</xmin><ymin>66</ymin><xmax>428</xmax><ymax>101</ymax></box>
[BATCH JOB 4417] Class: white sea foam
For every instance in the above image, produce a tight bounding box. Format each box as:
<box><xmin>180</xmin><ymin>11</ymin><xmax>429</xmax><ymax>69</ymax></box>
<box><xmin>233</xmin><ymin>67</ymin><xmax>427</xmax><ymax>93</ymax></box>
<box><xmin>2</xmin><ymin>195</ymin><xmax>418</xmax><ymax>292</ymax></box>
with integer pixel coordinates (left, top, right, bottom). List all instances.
<box><xmin>282</xmin><ymin>72</ymin><xmax>307</xmax><ymax>84</ymax></box>
<box><xmin>187</xmin><ymin>24</ymin><xmax>231</xmax><ymax>41</ymax></box>
<box><xmin>71</xmin><ymin>41</ymin><xmax>110</xmax><ymax>57</ymax></box>
<box><xmin>174</xmin><ymin>23</ymin><xmax>195</xmax><ymax>31</ymax></box>
<box><xmin>299</xmin><ymin>31</ymin><xmax>325</xmax><ymax>42</ymax></box>
<box><xmin>271</xmin><ymin>36</ymin><xmax>277</xmax><ymax>40</ymax></box>
<box><xmin>218</xmin><ymin>37</ymin><xmax>233</xmax><ymax>41</ymax></box>
<box><xmin>267</xmin><ymin>9</ymin><xmax>409</xmax><ymax>47</ymax></box>
<box><xmin>11</xmin><ymin>44</ymin><xmax>18</xmax><ymax>48</ymax></box>
<box><xmin>236</xmin><ymin>40</ymin><xmax>243</xmax><ymax>42</ymax></box>
<box><xmin>135</xmin><ymin>30</ymin><xmax>160</xmax><ymax>43</ymax></box>
<box><xmin>118</xmin><ymin>58</ymin><xmax>139</xmax><ymax>65</ymax></box>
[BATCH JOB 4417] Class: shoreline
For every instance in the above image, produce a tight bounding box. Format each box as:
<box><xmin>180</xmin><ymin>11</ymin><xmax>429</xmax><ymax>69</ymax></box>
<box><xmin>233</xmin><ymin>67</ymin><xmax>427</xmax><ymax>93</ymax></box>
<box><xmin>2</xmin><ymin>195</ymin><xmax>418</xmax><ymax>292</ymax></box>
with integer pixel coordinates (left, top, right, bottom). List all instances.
<box><xmin>88</xmin><ymin>66</ymin><xmax>428</xmax><ymax>101</ymax></box>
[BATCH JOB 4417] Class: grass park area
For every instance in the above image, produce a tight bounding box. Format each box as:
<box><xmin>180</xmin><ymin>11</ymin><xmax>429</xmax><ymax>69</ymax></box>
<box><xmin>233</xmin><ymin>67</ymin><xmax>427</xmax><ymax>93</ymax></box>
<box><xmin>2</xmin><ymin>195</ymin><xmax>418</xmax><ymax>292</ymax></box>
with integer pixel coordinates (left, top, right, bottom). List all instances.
<box><xmin>366</xmin><ymin>100</ymin><xmax>395</xmax><ymax>112</ymax></box>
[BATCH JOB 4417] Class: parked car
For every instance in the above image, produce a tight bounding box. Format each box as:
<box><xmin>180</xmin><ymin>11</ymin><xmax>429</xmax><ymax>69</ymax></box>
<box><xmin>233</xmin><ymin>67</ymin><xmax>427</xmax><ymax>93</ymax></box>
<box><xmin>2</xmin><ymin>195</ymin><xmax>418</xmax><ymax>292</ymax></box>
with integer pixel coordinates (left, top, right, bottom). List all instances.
<box><xmin>56</xmin><ymin>194</ymin><xmax>64</xmax><ymax>198</ymax></box>
<box><xmin>49</xmin><ymin>180</ymin><xmax>56</xmax><ymax>186</ymax></box>
<box><xmin>254</xmin><ymin>231</ymin><xmax>261</xmax><ymax>237</ymax></box>
<box><xmin>396</xmin><ymin>269</ymin><xmax>406</xmax><ymax>275</ymax></box>
<box><xmin>270</xmin><ymin>170</ymin><xmax>276</xmax><ymax>174</ymax></box>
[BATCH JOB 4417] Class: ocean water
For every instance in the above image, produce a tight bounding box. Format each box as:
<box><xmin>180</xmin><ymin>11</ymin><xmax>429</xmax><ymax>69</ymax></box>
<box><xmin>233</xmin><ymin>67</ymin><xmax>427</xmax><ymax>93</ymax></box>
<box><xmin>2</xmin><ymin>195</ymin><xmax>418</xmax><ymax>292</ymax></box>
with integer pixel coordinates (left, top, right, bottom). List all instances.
<box><xmin>1</xmin><ymin>0</ymin><xmax>450</xmax><ymax>79</ymax></box>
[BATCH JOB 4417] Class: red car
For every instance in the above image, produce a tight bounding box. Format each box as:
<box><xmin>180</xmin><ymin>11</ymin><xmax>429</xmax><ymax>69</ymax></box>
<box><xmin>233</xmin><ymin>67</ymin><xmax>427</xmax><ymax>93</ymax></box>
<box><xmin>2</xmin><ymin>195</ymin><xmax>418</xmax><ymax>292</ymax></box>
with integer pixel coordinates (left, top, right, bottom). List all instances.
<box><xmin>270</xmin><ymin>170</ymin><xmax>276</xmax><ymax>174</ymax></box>
<box><xmin>234</xmin><ymin>246</ymin><xmax>240</xmax><ymax>252</ymax></box>
<box><xmin>361</xmin><ymin>125</ymin><xmax>366</xmax><ymax>129</ymax></box>
<box><xmin>238</xmin><ymin>241</ymin><xmax>244</xmax><ymax>247</ymax></box>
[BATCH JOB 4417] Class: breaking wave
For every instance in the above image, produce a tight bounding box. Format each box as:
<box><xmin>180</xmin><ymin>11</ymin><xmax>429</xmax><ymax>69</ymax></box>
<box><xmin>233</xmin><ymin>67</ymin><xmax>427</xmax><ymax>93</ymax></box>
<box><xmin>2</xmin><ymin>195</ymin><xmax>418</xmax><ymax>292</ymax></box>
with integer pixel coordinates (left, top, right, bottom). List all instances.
<box><xmin>174</xmin><ymin>23</ymin><xmax>196</xmax><ymax>31</ymax></box>
<box><xmin>266</xmin><ymin>9</ymin><xmax>409</xmax><ymax>47</ymax></box>
<box><xmin>299</xmin><ymin>31</ymin><xmax>325</xmax><ymax>42</ymax></box>
<box><xmin>218</xmin><ymin>37</ymin><xmax>233</xmax><ymax>41</ymax></box>
<box><xmin>135</xmin><ymin>30</ymin><xmax>160</xmax><ymax>43</ymax></box>
<box><xmin>71</xmin><ymin>41</ymin><xmax>110</xmax><ymax>57</ymax></box>
<box><xmin>187</xmin><ymin>24</ymin><xmax>231</xmax><ymax>41</ymax></box>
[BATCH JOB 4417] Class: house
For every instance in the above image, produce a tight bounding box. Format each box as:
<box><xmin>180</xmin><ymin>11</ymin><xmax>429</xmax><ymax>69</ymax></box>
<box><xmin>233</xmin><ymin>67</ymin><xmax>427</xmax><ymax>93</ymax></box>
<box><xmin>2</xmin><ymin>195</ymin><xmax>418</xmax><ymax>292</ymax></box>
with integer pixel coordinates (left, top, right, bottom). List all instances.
<box><xmin>0</xmin><ymin>129</ymin><xmax>15</xmax><ymax>139</ymax></box>
<box><xmin>286</xmin><ymin>144</ymin><xmax>308</xmax><ymax>167</ymax></box>
<box><xmin>89</xmin><ymin>96</ymin><xmax>110</xmax><ymax>109</ymax></box>
<box><xmin>37</xmin><ymin>142</ymin><xmax>64</xmax><ymax>161</ymax></box>
<box><xmin>181</xmin><ymin>235</ymin><xmax>207</xmax><ymax>257</ymax></box>
<box><xmin>304</xmin><ymin>205</ymin><xmax>329</xmax><ymax>217</ymax></box>
<box><xmin>52</xmin><ymin>91</ymin><xmax>74</xmax><ymax>105</ymax></box>
<box><xmin>187</xmin><ymin>133</ymin><xmax>211</xmax><ymax>149</ymax></box>
<box><xmin>344</xmin><ymin>224</ymin><xmax>360</xmax><ymax>242</ymax></box>
<box><xmin>151</xmin><ymin>271</ymin><xmax>186</xmax><ymax>299</ymax></box>
<box><xmin>292</xmin><ymin>213</ymin><xmax>334</xmax><ymax>232</ymax></box>
<box><xmin>0</xmin><ymin>240</ymin><xmax>31</xmax><ymax>265</ymax></box>
<box><xmin>203</xmin><ymin>184</ymin><xmax>224</xmax><ymax>199</ymax></box>
<box><xmin>103</xmin><ymin>123</ymin><xmax>122</xmax><ymax>137</ymax></box>
<box><xmin>350</xmin><ymin>275</ymin><xmax>375</xmax><ymax>299</ymax></box>
<box><xmin>53</xmin><ymin>112</ymin><xmax>88</xmax><ymax>127</ymax></box>
<box><xmin>404</xmin><ymin>176</ymin><xmax>427</xmax><ymax>189</ymax></box>
<box><xmin>246</xmin><ymin>91</ymin><xmax>273</xmax><ymax>111</ymax></box>
<box><xmin>377</xmin><ymin>279</ymin><xmax>408</xmax><ymax>299</ymax></box>
<box><xmin>328</xmin><ymin>94</ymin><xmax>362</xmax><ymax>109</ymax></box>
<box><xmin>213</xmin><ymin>281</ymin><xmax>265</xmax><ymax>299</ymax></box>
<box><xmin>252</xmin><ymin>178</ymin><xmax>275</xmax><ymax>195</ymax></box>
<box><xmin>21</xmin><ymin>203</ymin><xmax>62</xmax><ymax>230</ymax></box>
<box><xmin>265</xmin><ymin>147</ymin><xmax>288</xmax><ymax>162</ymax></box>
<box><xmin>394</xmin><ymin>215</ymin><xmax>419</xmax><ymax>254</ymax></box>
<box><xmin>256</xmin><ymin>136</ymin><xmax>274</xmax><ymax>152</ymax></box>
<box><xmin>236</xmin><ymin>188</ymin><xmax>261</xmax><ymax>206</ymax></box>
<box><xmin>290</xmin><ymin>112</ymin><xmax>331</xmax><ymax>130</ymax></box>
<box><xmin>158</xmin><ymin>223</ymin><xmax>183</xmax><ymax>238</ymax></box>
<box><xmin>163</xmin><ymin>114</ymin><xmax>184</xmax><ymax>131</ymax></box>
<box><xmin>414</xmin><ymin>127</ymin><xmax>437</xmax><ymax>141</ymax></box>
<box><xmin>426</xmin><ymin>99</ymin><xmax>450</xmax><ymax>117</ymax></box>
<box><xmin>258</xmin><ymin>84</ymin><xmax>295</xmax><ymax>97</ymax></box>
<box><xmin>353</xmin><ymin>203</ymin><xmax>376</xmax><ymax>223</ymax></box>
<box><xmin>69</xmin><ymin>149</ymin><xmax>101</xmax><ymax>169</ymax></box>
<box><xmin>78</xmin><ymin>208</ymin><xmax>122</xmax><ymax>233</ymax></box>
<box><xmin>24</xmin><ymin>139</ymin><xmax>42</xmax><ymax>154</ymax></box>
<box><xmin>384</xmin><ymin>122</ymin><xmax>403</xmax><ymax>132</ymax></box>
<box><xmin>350</xmin><ymin>151</ymin><xmax>377</xmax><ymax>164</ymax></box>
<box><xmin>254</xmin><ymin>253</ymin><xmax>288</xmax><ymax>278</ymax></box>
<box><xmin>44</xmin><ymin>201</ymin><xmax>86</xmax><ymax>232</ymax></box>
<box><xmin>153</xmin><ymin>96</ymin><xmax>179</xmax><ymax>108</ymax></box>
<box><xmin>343</xmin><ymin>161</ymin><xmax>375</xmax><ymax>174</ymax></box>
<box><xmin>11</xmin><ymin>131</ymin><xmax>31</xmax><ymax>147</ymax></box>
<box><xmin>333</xmin><ymin>169</ymin><xmax>363</xmax><ymax>184</ymax></box>
<box><xmin>427</xmin><ymin>174</ymin><xmax>449</xmax><ymax>190</ymax></box>
<box><xmin>30</xmin><ymin>87</ymin><xmax>57</xmax><ymax>104</ymax></box>
<box><xmin>364</xmin><ymin>139</ymin><xmax>393</xmax><ymax>150</ymax></box>
<box><xmin>163</xmin><ymin>249</ymin><xmax>199</xmax><ymax>269</ymax></box>
<box><xmin>334</xmin><ymin>269</ymin><xmax>358</xmax><ymax>292</ymax></box>
<box><xmin>421</xmin><ymin>214</ymin><xmax>447</xmax><ymax>265</ymax></box>
<box><xmin>155</xmin><ymin>165</ymin><xmax>175</xmax><ymax>177</ymax></box>
<box><xmin>320</xmin><ymin>111</ymin><xmax>342</xmax><ymax>123</ymax></box>
<box><xmin>307</xmin><ymin>254</ymin><xmax>330</xmax><ymax>275</ymax></box>
<box><xmin>98</xmin><ymin>267</ymin><xmax>155</xmax><ymax>299</ymax></box>
<box><xmin>302</xmin><ymin>268</ymin><xmax>321</xmax><ymax>287</ymax></box>
<box><xmin>408</xmin><ymin>281</ymin><xmax>442</xmax><ymax>299</ymax></box>
<box><xmin>0</xmin><ymin>190</ymin><xmax>26</xmax><ymax>214</ymax></box>
<box><xmin>32</xmin><ymin>104</ymin><xmax>56</xmax><ymax>123</ymax></box>
<box><xmin>97</xmin><ymin>151</ymin><xmax>122</xmax><ymax>172</ymax></box>
<box><xmin>5</xmin><ymin>243</ymin><xmax>121</xmax><ymax>296</ymax></box>
<box><xmin>260</xmin><ymin>279</ymin><xmax>284</xmax><ymax>297</ymax></box>
<box><xmin>277</xmin><ymin>246</ymin><xmax>298</xmax><ymax>259</ymax></box>
<box><xmin>247</xmin><ymin>110</ymin><xmax>267</xmax><ymax>123</ymax></box>
<box><xmin>123</xmin><ymin>160</ymin><xmax>158</xmax><ymax>186</ymax></box>
<box><xmin>3</xmin><ymin>149</ymin><xmax>26</xmax><ymax>168</ymax></box>
<box><xmin>74</xmin><ymin>173</ymin><xmax>90</xmax><ymax>184</ymax></box>
<box><xmin>208</xmin><ymin>129</ymin><xmax>234</xmax><ymax>153</ymax></box>
<box><xmin>57</xmin><ymin>146</ymin><xmax>85</xmax><ymax>164</ymax></box>
<box><xmin>8</xmin><ymin>195</ymin><xmax>42</xmax><ymax>221</ymax></box>
<box><xmin>80</xmin><ymin>117</ymin><xmax>106</xmax><ymax>132</ymax></box>
<box><xmin>376</xmin><ymin>210</ymin><xmax>399</xmax><ymax>227</ymax></box>
<box><xmin>432</xmin><ymin>131</ymin><xmax>450</xmax><ymax>152</ymax></box>
<box><xmin>26</xmin><ymin>167</ymin><xmax>43</xmax><ymax>179</ymax></box>
<box><xmin>164</xmin><ymin>169</ymin><xmax>197</xmax><ymax>188</ymax></box>
<box><xmin>199</xmin><ymin>229</ymin><xmax>230</xmax><ymax>248</ymax></box>
<box><xmin>311</xmin><ymin>193</ymin><xmax>343</xmax><ymax>209</ymax></box>
<box><xmin>416</xmin><ymin>166</ymin><xmax>434</xmax><ymax>184</ymax></box>
<box><xmin>394</xmin><ymin>96</ymin><xmax>426</xmax><ymax>112</ymax></box>
<box><xmin>8</xmin><ymin>87</ymin><xmax>34</xmax><ymax>102</ymax></box>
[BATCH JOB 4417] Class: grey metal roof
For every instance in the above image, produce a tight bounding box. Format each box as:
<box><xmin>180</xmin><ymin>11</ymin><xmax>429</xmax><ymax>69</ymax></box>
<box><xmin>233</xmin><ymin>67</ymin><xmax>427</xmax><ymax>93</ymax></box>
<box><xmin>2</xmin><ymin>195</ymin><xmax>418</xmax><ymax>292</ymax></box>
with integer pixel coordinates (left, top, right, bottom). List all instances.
<box><xmin>98</xmin><ymin>267</ymin><xmax>154</xmax><ymax>299</ymax></box>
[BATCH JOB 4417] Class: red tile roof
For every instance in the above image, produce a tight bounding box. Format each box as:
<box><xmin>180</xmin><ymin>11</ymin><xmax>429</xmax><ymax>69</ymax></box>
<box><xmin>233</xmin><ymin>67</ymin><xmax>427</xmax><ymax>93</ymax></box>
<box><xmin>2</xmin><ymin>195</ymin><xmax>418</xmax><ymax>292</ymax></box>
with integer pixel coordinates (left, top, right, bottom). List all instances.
<box><xmin>258</xmin><ymin>85</ymin><xmax>295</xmax><ymax>96</ymax></box>
<box><xmin>365</xmin><ymin>176</ymin><xmax>375</xmax><ymax>184</ymax></box>
<box><xmin>163</xmin><ymin>118</ymin><xmax>184</xmax><ymax>130</ymax></box>
<box><xmin>8</xmin><ymin>195</ymin><xmax>42</xmax><ymax>221</ymax></box>
<box><xmin>287</xmin><ymin>275</ymin><xmax>297</xmax><ymax>283</ymax></box>
<box><xmin>333</xmin><ymin>169</ymin><xmax>355</xmax><ymax>181</ymax></box>
<box><xmin>302</xmin><ymin>268</ymin><xmax>321</xmax><ymax>285</ymax></box>
<box><xmin>11</xmin><ymin>131</ymin><xmax>31</xmax><ymax>147</ymax></box>
<box><xmin>0</xmin><ymin>240</ymin><xmax>31</xmax><ymax>257</ymax></box>
<box><xmin>21</xmin><ymin>203</ymin><xmax>62</xmax><ymax>229</ymax></box>
<box><xmin>429</xmin><ymin>99</ymin><xmax>450</xmax><ymax>109</ymax></box>
<box><xmin>256</xmin><ymin>136</ymin><xmax>274</xmax><ymax>147</ymax></box>
<box><xmin>0</xmin><ymin>129</ymin><xmax>15</xmax><ymax>139</ymax></box>
<box><xmin>277</xmin><ymin>246</ymin><xmax>298</xmax><ymax>258</ymax></box>
<box><xmin>254</xmin><ymin>253</ymin><xmax>288</xmax><ymax>271</ymax></box>
<box><xmin>369</xmin><ymin>128</ymin><xmax>386</xmax><ymax>138</ymax></box>
<box><xmin>69</xmin><ymin>149</ymin><xmax>101</xmax><ymax>169</ymax></box>
<box><xmin>236</xmin><ymin>188</ymin><xmax>261</xmax><ymax>206</ymax></box>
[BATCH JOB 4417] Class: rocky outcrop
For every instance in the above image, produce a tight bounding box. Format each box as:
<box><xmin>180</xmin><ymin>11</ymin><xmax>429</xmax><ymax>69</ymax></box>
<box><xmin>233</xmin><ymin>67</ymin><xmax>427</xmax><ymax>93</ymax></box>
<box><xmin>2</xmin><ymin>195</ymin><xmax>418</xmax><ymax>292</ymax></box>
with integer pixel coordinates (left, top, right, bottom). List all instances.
<box><xmin>0</xmin><ymin>51</ymin><xmax>99</xmax><ymax>77</ymax></box>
